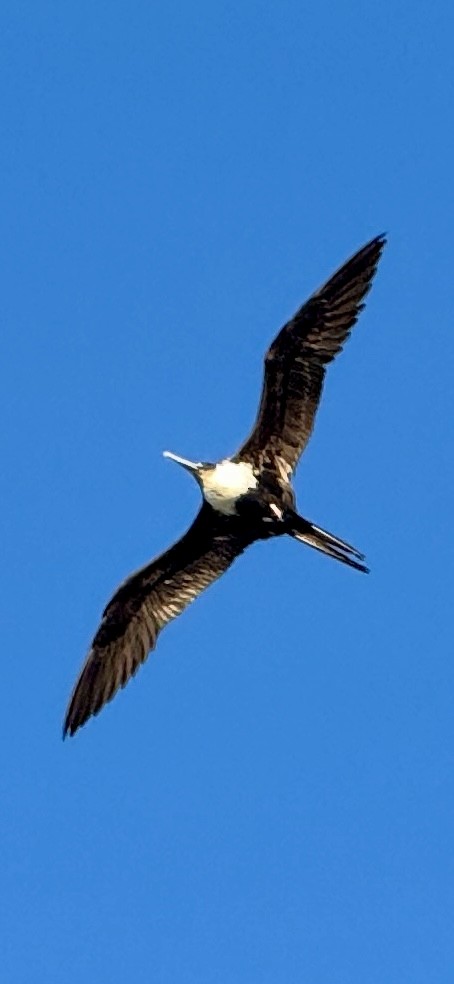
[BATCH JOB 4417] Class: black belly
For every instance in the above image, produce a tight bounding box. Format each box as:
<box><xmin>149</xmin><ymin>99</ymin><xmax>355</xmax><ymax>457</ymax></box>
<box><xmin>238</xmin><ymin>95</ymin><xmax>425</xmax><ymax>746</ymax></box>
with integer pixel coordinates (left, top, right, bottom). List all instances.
<box><xmin>235</xmin><ymin>484</ymin><xmax>293</xmax><ymax>538</ymax></box>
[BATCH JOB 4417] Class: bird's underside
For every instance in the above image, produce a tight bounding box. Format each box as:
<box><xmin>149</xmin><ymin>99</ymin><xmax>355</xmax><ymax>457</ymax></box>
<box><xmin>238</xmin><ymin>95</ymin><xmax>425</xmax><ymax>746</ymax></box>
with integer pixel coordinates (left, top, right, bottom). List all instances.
<box><xmin>64</xmin><ymin>234</ymin><xmax>386</xmax><ymax>737</ymax></box>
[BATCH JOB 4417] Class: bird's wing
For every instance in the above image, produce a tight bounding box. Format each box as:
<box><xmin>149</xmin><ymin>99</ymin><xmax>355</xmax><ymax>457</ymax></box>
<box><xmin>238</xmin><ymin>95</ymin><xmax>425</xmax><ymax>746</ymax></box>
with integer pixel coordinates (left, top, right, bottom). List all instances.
<box><xmin>64</xmin><ymin>505</ymin><xmax>251</xmax><ymax>737</ymax></box>
<box><xmin>235</xmin><ymin>234</ymin><xmax>386</xmax><ymax>479</ymax></box>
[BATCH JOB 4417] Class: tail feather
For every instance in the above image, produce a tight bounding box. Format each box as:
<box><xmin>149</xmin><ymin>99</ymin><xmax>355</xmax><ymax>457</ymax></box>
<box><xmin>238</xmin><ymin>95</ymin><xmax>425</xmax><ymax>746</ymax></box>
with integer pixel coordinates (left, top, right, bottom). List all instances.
<box><xmin>288</xmin><ymin>514</ymin><xmax>369</xmax><ymax>573</ymax></box>
<box><xmin>307</xmin><ymin>521</ymin><xmax>365</xmax><ymax>561</ymax></box>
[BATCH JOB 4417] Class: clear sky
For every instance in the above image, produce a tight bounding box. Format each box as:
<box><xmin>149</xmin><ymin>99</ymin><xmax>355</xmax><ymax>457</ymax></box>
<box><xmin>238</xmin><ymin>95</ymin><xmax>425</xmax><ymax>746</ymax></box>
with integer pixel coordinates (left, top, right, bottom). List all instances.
<box><xmin>2</xmin><ymin>1</ymin><xmax>453</xmax><ymax>981</ymax></box>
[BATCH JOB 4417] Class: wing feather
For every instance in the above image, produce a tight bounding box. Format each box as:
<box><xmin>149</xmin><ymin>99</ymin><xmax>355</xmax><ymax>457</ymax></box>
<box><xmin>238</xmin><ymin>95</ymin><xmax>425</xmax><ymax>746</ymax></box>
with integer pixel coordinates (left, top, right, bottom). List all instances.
<box><xmin>64</xmin><ymin>505</ymin><xmax>250</xmax><ymax>736</ymax></box>
<box><xmin>235</xmin><ymin>234</ymin><xmax>386</xmax><ymax>477</ymax></box>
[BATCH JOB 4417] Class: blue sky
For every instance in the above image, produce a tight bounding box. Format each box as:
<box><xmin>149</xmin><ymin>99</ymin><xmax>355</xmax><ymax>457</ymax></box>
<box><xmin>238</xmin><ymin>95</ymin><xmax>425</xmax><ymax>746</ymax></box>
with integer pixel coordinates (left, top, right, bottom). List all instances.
<box><xmin>2</xmin><ymin>1</ymin><xmax>453</xmax><ymax>981</ymax></box>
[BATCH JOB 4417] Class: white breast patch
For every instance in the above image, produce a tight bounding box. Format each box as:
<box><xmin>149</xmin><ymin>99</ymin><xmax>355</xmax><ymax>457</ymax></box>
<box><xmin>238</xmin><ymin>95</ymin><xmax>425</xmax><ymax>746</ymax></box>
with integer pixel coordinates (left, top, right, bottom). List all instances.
<box><xmin>202</xmin><ymin>460</ymin><xmax>258</xmax><ymax>515</ymax></box>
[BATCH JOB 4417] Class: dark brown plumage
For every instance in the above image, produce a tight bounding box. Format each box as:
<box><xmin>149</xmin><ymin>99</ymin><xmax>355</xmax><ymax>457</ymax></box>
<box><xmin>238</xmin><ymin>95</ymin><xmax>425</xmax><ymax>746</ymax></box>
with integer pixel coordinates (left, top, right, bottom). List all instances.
<box><xmin>64</xmin><ymin>234</ymin><xmax>386</xmax><ymax>737</ymax></box>
<box><xmin>236</xmin><ymin>235</ymin><xmax>386</xmax><ymax>478</ymax></box>
<box><xmin>64</xmin><ymin>505</ymin><xmax>253</xmax><ymax>736</ymax></box>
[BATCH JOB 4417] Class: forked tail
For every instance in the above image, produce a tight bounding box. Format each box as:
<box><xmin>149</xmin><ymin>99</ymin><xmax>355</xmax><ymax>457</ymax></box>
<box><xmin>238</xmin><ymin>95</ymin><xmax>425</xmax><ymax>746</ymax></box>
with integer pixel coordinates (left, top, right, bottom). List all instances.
<box><xmin>288</xmin><ymin>513</ymin><xmax>369</xmax><ymax>573</ymax></box>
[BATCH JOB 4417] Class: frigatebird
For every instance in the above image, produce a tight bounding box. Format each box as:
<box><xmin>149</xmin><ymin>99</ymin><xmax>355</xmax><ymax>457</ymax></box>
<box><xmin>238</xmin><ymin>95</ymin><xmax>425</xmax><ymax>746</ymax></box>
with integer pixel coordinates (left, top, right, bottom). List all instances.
<box><xmin>64</xmin><ymin>234</ymin><xmax>386</xmax><ymax>736</ymax></box>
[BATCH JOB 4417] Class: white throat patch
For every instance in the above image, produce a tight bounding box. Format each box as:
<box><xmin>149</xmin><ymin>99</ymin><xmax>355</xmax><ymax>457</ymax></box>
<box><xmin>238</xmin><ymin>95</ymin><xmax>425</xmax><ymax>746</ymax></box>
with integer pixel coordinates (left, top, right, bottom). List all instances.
<box><xmin>202</xmin><ymin>460</ymin><xmax>258</xmax><ymax>515</ymax></box>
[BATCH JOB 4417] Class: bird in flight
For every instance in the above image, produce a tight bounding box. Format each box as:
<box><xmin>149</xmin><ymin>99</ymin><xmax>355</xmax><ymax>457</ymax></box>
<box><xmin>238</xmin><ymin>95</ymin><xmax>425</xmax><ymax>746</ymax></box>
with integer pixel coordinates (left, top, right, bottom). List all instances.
<box><xmin>64</xmin><ymin>234</ymin><xmax>386</xmax><ymax>737</ymax></box>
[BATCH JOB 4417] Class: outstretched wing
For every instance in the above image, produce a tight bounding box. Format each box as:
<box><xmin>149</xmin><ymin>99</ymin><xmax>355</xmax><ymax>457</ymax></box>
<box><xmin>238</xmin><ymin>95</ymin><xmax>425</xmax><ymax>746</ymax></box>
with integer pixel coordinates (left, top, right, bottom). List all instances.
<box><xmin>235</xmin><ymin>234</ymin><xmax>386</xmax><ymax>479</ymax></box>
<box><xmin>64</xmin><ymin>505</ymin><xmax>251</xmax><ymax>737</ymax></box>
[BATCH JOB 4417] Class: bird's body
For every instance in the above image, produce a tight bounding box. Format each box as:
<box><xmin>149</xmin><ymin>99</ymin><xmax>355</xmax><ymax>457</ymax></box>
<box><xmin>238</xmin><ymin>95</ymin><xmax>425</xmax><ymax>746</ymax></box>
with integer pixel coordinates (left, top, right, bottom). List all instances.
<box><xmin>166</xmin><ymin>455</ymin><xmax>291</xmax><ymax>523</ymax></box>
<box><xmin>64</xmin><ymin>234</ymin><xmax>386</xmax><ymax>737</ymax></box>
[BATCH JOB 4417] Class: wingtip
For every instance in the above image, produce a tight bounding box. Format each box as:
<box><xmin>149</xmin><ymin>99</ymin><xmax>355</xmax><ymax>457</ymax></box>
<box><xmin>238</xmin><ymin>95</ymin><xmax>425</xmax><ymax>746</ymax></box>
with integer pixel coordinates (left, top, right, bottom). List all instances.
<box><xmin>62</xmin><ymin>718</ymin><xmax>73</xmax><ymax>740</ymax></box>
<box><xmin>364</xmin><ymin>232</ymin><xmax>387</xmax><ymax>254</ymax></box>
<box><xmin>63</xmin><ymin>715</ymin><xmax>88</xmax><ymax>740</ymax></box>
<box><xmin>372</xmin><ymin>231</ymin><xmax>387</xmax><ymax>250</ymax></box>
<box><xmin>63</xmin><ymin>701</ymin><xmax>86</xmax><ymax>739</ymax></box>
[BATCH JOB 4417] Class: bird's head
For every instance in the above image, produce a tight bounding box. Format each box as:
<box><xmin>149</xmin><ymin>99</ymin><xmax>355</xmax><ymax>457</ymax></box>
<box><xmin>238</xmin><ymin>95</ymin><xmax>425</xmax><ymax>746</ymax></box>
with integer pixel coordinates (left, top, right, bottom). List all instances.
<box><xmin>163</xmin><ymin>450</ymin><xmax>214</xmax><ymax>488</ymax></box>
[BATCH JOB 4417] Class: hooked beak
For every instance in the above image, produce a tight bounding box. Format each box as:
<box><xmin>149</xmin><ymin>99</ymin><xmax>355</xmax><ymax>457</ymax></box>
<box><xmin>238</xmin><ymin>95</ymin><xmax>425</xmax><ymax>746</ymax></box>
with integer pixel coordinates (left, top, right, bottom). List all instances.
<box><xmin>163</xmin><ymin>450</ymin><xmax>201</xmax><ymax>475</ymax></box>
